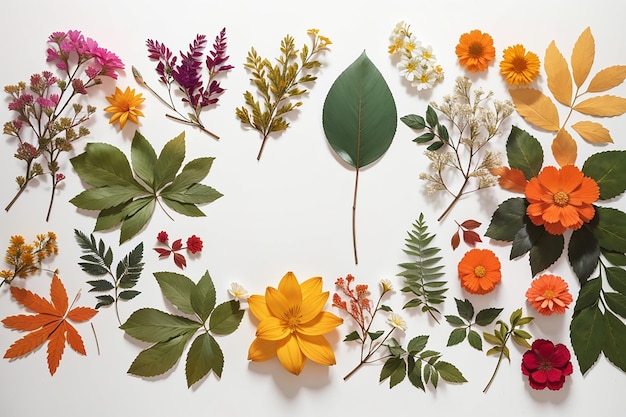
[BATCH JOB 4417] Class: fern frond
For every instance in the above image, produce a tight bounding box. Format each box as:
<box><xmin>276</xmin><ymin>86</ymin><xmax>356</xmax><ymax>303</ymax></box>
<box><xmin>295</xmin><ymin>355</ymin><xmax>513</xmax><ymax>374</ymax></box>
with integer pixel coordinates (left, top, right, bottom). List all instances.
<box><xmin>398</xmin><ymin>213</ymin><xmax>447</xmax><ymax>321</ymax></box>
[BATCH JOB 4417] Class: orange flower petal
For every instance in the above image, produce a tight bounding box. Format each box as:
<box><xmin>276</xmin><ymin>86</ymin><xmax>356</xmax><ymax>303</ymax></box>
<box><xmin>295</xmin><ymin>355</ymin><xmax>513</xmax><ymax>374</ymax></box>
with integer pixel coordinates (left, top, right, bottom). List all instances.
<box><xmin>301</xmin><ymin>276</ymin><xmax>323</xmax><ymax>299</ymax></box>
<box><xmin>277</xmin><ymin>272</ymin><xmax>302</xmax><ymax>305</ymax></box>
<box><xmin>298</xmin><ymin>311</ymin><xmax>343</xmax><ymax>336</ymax></box>
<box><xmin>265</xmin><ymin>286</ymin><xmax>292</xmax><ymax>319</ymax></box>
<box><xmin>256</xmin><ymin>316</ymin><xmax>289</xmax><ymax>341</ymax></box>
<box><xmin>248</xmin><ymin>337</ymin><xmax>277</xmax><ymax>361</ymax></box>
<box><xmin>296</xmin><ymin>333</ymin><xmax>336</xmax><ymax>366</ymax></box>
<box><xmin>276</xmin><ymin>334</ymin><xmax>306</xmax><ymax>375</ymax></box>
<box><xmin>248</xmin><ymin>294</ymin><xmax>269</xmax><ymax>321</ymax></box>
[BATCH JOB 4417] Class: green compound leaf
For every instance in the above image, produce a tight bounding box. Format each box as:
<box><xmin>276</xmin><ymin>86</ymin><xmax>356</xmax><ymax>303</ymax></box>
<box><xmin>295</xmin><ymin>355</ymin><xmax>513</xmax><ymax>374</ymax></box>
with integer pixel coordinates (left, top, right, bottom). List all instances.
<box><xmin>506</xmin><ymin>126</ymin><xmax>544</xmax><ymax>180</ymax></box>
<box><xmin>582</xmin><ymin>150</ymin><xmax>626</xmax><ymax>200</ymax></box>
<box><xmin>323</xmin><ymin>51</ymin><xmax>397</xmax><ymax>264</ymax></box>
<box><xmin>185</xmin><ymin>333</ymin><xmax>224</xmax><ymax>387</ymax></box>
<box><xmin>119</xmin><ymin>308</ymin><xmax>201</xmax><ymax>343</ymax></box>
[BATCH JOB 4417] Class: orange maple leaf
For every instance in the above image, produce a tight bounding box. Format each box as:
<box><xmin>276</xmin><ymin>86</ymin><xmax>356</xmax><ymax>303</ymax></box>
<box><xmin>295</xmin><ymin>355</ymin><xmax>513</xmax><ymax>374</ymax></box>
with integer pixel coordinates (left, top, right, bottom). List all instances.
<box><xmin>2</xmin><ymin>274</ymin><xmax>98</xmax><ymax>375</ymax></box>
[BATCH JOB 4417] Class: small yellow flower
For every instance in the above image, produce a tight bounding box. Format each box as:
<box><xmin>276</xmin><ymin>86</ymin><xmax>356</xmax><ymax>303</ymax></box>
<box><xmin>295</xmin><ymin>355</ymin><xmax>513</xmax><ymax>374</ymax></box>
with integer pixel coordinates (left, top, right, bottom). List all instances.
<box><xmin>386</xmin><ymin>312</ymin><xmax>407</xmax><ymax>332</ymax></box>
<box><xmin>104</xmin><ymin>86</ymin><xmax>145</xmax><ymax>129</ymax></box>
<box><xmin>380</xmin><ymin>279</ymin><xmax>393</xmax><ymax>293</ymax></box>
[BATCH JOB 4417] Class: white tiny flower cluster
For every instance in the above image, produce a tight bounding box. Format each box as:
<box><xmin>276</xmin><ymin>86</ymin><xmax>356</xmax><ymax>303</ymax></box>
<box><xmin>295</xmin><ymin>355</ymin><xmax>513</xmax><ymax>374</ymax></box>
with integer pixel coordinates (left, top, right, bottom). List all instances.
<box><xmin>389</xmin><ymin>22</ymin><xmax>443</xmax><ymax>91</ymax></box>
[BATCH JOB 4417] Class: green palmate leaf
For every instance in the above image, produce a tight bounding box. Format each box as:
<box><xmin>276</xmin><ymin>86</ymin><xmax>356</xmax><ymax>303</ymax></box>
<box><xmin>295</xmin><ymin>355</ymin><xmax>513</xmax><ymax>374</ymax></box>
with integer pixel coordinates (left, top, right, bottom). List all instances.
<box><xmin>154</xmin><ymin>272</ymin><xmax>196</xmax><ymax>315</ymax></box>
<box><xmin>569</xmin><ymin>226</ymin><xmax>600</xmax><ymax>285</ymax></box>
<box><xmin>582</xmin><ymin>150</ymin><xmax>626</xmax><ymax>199</ymax></box>
<box><xmin>594</xmin><ymin>207</ymin><xmax>626</xmax><ymax>253</ymax></box>
<box><xmin>154</xmin><ymin>132</ymin><xmax>186</xmax><ymax>190</ymax></box>
<box><xmin>603</xmin><ymin>311</ymin><xmax>626</xmax><ymax>372</ymax></box>
<box><xmin>127</xmin><ymin>332</ymin><xmax>195</xmax><ymax>377</ymax></box>
<box><xmin>209</xmin><ymin>301</ymin><xmax>244</xmax><ymax>335</ymax></box>
<box><xmin>434</xmin><ymin>361</ymin><xmax>467</xmax><ymax>383</ymax></box>
<box><xmin>570</xmin><ymin>305</ymin><xmax>605</xmax><ymax>374</ymax></box>
<box><xmin>323</xmin><ymin>51</ymin><xmax>397</xmax><ymax>264</ymax></box>
<box><xmin>119</xmin><ymin>308</ymin><xmax>201</xmax><ymax>343</ymax></box>
<box><xmin>573</xmin><ymin>277</ymin><xmax>601</xmax><ymax>312</ymax></box>
<box><xmin>606</xmin><ymin>267</ymin><xmax>626</xmax><ymax>295</ymax></box>
<box><xmin>506</xmin><ymin>126</ymin><xmax>544</xmax><ymax>180</ymax></box>
<box><xmin>185</xmin><ymin>333</ymin><xmax>224</xmax><ymax>387</ymax></box>
<box><xmin>467</xmin><ymin>330</ymin><xmax>483</xmax><ymax>350</ymax></box>
<box><xmin>191</xmin><ymin>271</ymin><xmax>217</xmax><ymax>322</ymax></box>
<box><xmin>70</xmin><ymin>142</ymin><xmax>145</xmax><ymax>189</ymax></box>
<box><xmin>447</xmin><ymin>328</ymin><xmax>467</xmax><ymax>346</ymax></box>
<box><xmin>605</xmin><ymin>292</ymin><xmax>626</xmax><ymax>319</ymax></box>
<box><xmin>485</xmin><ymin>197</ymin><xmax>527</xmax><ymax>241</ymax></box>
<box><xmin>130</xmin><ymin>130</ymin><xmax>157</xmax><ymax>188</ymax></box>
<box><xmin>475</xmin><ymin>308</ymin><xmax>504</xmax><ymax>326</ymax></box>
<box><xmin>380</xmin><ymin>357</ymin><xmax>405</xmax><ymax>388</ymax></box>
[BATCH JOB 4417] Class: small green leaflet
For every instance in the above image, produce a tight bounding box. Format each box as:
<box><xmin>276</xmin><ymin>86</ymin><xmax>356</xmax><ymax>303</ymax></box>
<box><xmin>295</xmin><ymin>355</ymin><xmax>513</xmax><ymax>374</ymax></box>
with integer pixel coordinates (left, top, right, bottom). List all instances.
<box><xmin>322</xmin><ymin>51</ymin><xmax>397</xmax><ymax>264</ymax></box>
<box><xmin>445</xmin><ymin>298</ymin><xmax>503</xmax><ymax>351</ymax></box>
<box><xmin>70</xmin><ymin>131</ymin><xmax>223</xmax><ymax>244</ymax></box>
<box><xmin>120</xmin><ymin>270</ymin><xmax>244</xmax><ymax>387</ymax></box>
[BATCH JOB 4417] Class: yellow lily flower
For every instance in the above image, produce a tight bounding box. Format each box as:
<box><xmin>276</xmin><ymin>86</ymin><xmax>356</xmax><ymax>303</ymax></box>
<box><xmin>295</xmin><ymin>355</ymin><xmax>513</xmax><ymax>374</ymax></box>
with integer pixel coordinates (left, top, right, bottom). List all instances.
<box><xmin>247</xmin><ymin>272</ymin><xmax>343</xmax><ymax>375</ymax></box>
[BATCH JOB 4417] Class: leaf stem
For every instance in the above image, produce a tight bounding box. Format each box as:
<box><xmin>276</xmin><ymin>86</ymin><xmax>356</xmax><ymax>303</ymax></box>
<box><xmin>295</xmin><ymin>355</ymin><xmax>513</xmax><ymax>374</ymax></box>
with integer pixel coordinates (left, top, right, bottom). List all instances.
<box><xmin>352</xmin><ymin>165</ymin><xmax>360</xmax><ymax>264</ymax></box>
<box><xmin>257</xmin><ymin>133</ymin><xmax>270</xmax><ymax>161</ymax></box>
<box><xmin>483</xmin><ymin>332</ymin><xmax>510</xmax><ymax>393</ymax></box>
<box><xmin>343</xmin><ymin>328</ymin><xmax>394</xmax><ymax>381</ymax></box>
<box><xmin>165</xmin><ymin>114</ymin><xmax>220</xmax><ymax>139</ymax></box>
<box><xmin>437</xmin><ymin>177</ymin><xmax>470</xmax><ymax>222</ymax></box>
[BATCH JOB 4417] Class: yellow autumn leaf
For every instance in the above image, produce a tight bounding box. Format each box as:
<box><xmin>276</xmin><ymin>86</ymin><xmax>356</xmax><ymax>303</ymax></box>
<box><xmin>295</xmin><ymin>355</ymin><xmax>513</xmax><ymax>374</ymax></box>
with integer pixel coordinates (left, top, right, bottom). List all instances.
<box><xmin>552</xmin><ymin>128</ymin><xmax>577</xmax><ymax>167</ymax></box>
<box><xmin>571</xmin><ymin>120</ymin><xmax>613</xmax><ymax>144</ymax></box>
<box><xmin>587</xmin><ymin>65</ymin><xmax>626</xmax><ymax>93</ymax></box>
<box><xmin>574</xmin><ymin>95</ymin><xmax>626</xmax><ymax>116</ymax></box>
<box><xmin>571</xmin><ymin>27</ymin><xmax>595</xmax><ymax>88</ymax></box>
<box><xmin>545</xmin><ymin>40</ymin><xmax>572</xmax><ymax>106</ymax></box>
<box><xmin>509</xmin><ymin>88</ymin><xmax>560</xmax><ymax>132</ymax></box>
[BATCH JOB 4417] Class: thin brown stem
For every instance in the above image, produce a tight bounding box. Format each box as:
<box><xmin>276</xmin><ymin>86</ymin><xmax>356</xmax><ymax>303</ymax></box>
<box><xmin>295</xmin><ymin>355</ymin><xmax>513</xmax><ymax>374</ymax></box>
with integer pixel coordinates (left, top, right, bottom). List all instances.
<box><xmin>437</xmin><ymin>176</ymin><xmax>470</xmax><ymax>222</ymax></box>
<box><xmin>257</xmin><ymin>133</ymin><xmax>270</xmax><ymax>160</ymax></box>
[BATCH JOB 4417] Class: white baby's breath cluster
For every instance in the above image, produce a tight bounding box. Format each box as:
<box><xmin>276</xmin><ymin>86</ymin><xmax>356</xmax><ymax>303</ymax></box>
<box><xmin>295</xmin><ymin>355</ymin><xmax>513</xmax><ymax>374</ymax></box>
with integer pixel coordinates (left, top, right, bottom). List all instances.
<box><xmin>389</xmin><ymin>21</ymin><xmax>444</xmax><ymax>91</ymax></box>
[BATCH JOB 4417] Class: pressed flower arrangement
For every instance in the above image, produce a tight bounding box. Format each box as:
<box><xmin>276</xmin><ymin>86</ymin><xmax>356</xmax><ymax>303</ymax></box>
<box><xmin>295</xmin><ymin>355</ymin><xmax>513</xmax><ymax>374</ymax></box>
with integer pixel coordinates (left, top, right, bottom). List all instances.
<box><xmin>1</xmin><ymin>14</ymin><xmax>626</xmax><ymax>412</ymax></box>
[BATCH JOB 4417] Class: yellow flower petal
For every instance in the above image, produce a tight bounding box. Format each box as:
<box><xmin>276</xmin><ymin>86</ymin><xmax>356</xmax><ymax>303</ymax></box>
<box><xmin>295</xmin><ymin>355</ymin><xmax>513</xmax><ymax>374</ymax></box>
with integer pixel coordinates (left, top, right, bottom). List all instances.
<box><xmin>277</xmin><ymin>272</ymin><xmax>302</xmax><ymax>303</ymax></box>
<box><xmin>256</xmin><ymin>316</ymin><xmax>290</xmax><ymax>341</ymax></box>
<box><xmin>248</xmin><ymin>294</ymin><xmax>270</xmax><ymax>321</ymax></box>
<box><xmin>296</xmin><ymin>333</ymin><xmax>336</xmax><ymax>366</ymax></box>
<box><xmin>298</xmin><ymin>311</ymin><xmax>343</xmax><ymax>336</ymax></box>
<box><xmin>248</xmin><ymin>337</ymin><xmax>277</xmax><ymax>362</ymax></box>
<box><xmin>299</xmin><ymin>290</ymin><xmax>329</xmax><ymax>323</ymax></box>
<box><xmin>301</xmin><ymin>276</ymin><xmax>323</xmax><ymax>298</ymax></box>
<box><xmin>265</xmin><ymin>286</ymin><xmax>292</xmax><ymax>319</ymax></box>
<box><xmin>276</xmin><ymin>334</ymin><xmax>306</xmax><ymax>375</ymax></box>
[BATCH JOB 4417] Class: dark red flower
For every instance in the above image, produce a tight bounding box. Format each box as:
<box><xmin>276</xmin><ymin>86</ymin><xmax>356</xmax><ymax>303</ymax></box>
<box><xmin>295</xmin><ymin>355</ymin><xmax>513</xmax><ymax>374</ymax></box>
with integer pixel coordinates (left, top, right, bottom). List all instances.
<box><xmin>157</xmin><ymin>231</ymin><xmax>168</xmax><ymax>243</ymax></box>
<box><xmin>521</xmin><ymin>339</ymin><xmax>573</xmax><ymax>390</ymax></box>
<box><xmin>186</xmin><ymin>235</ymin><xmax>203</xmax><ymax>254</ymax></box>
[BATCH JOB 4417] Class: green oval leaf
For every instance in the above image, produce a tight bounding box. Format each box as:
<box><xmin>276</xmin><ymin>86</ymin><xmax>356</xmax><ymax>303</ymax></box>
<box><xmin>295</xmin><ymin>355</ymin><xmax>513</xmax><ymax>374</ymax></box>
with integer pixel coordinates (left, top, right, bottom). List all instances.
<box><xmin>323</xmin><ymin>51</ymin><xmax>397</xmax><ymax>168</ymax></box>
<box><xmin>574</xmin><ymin>277</ymin><xmax>601</xmax><ymax>312</ymax></box>
<box><xmin>603</xmin><ymin>311</ymin><xmax>626</xmax><ymax>372</ymax></box>
<box><xmin>120</xmin><ymin>308</ymin><xmax>201</xmax><ymax>343</ymax></box>
<box><xmin>467</xmin><ymin>330</ymin><xmax>483</xmax><ymax>351</ymax></box>
<box><xmin>154</xmin><ymin>272</ymin><xmax>196</xmax><ymax>315</ymax></box>
<box><xmin>191</xmin><ymin>271</ymin><xmax>216</xmax><ymax>323</ymax></box>
<box><xmin>605</xmin><ymin>292</ymin><xmax>626</xmax><ymax>319</ymax></box>
<box><xmin>568</xmin><ymin>226</ymin><xmax>600</xmax><ymax>285</ymax></box>
<box><xmin>127</xmin><ymin>332</ymin><xmax>195</xmax><ymax>378</ymax></box>
<box><xmin>209</xmin><ymin>300</ymin><xmax>244</xmax><ymax>335</ymax></box>
<box><xmin>594</xmin><ymin>207</ymin><xmax>626</xmax><ymax>253</ymax></box>
<box><xmin>529</xmin><ymin>228</ymin><xmax>564</xmax><ymax>276</ymax></box>
<box><xmin>485</xmin><ymin>197</ymin><xmax>528</xmax><ymax>241</ymax></box>
<box><xmin>185</xmin><ymin>333</ymin><xmax>224</xmax><ymax>387</ymax></box>
<box><xmin>606</xmin><ymin>267</ymin><xmax>626</xmax><ymax>295</ymax></box>
<box><xmin>154</xmin><ymin>131</ymin><xmax>186</xmax><ymax>190</ymax></box>
<box><xmin>570</xmin><ymin>305</ymin><xmax>605</xmax><ymax>374</ymax></box>
<box><xmin>582</xmin><ymin>150</ymin><xmax>626</xmax><ymax>200</ymax></box>
<box><xmin>506</xmin><ymin>126</ymin><xmax>544</xmax><ymax>180</ymax></box>
<box><xmin>447</xmin><ymin>328</ymin><xmax>467</xmax><ymax>346</ymax></box>
<box><xmin>475</xmin><ymin>308</ymin><xmax>504</xmax><ymax>326</ymax></box>
<box><xmin>131</xmin><ymin>130</ymin><xmax>157</xmax><ymax>189</ymax></box>
<box><xmin>400</xmin><ymin>114</ymin><xmax>426</xmax><ymax>130</ymax></box>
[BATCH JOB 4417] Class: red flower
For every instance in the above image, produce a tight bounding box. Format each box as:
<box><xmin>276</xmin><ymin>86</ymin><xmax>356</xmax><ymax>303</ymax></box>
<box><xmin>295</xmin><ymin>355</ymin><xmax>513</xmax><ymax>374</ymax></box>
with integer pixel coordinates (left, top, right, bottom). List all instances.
<box><xmin>157</xmin><ymin>231</ymin><xmax>168</xmax><ymax>243</ymax></box>
<box><xmin>521</xmin><ymin>339</ymin><xmax>573</xmax><ymax>390</ymax></box>
<box><xmin>186</xmin><ymin>235</ymin><xmax>203</xmax><ymax>254</ymax></box>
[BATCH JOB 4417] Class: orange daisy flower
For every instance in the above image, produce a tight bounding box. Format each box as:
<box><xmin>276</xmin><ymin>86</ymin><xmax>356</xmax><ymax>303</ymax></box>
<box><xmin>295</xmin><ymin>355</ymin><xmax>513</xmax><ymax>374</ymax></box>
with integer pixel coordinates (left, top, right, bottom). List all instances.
<box><xmin>104</xmin><ymin>86</ymin><xmax>145</xmax><ymax>129</ymax></box>
<box><xmin>499</xmin><ymin>44</ymin><xmax>540</xmax><ymax>86</ymax></box>
<box><xmin>455</xmin><ymin>29</ymin><xmax>495</xmax><ymax>72</ymax></box>
<box><xmin>458</xmin><ymin>249</ymin><xmax>502</xmax><ymax>294</ymax></box>
<box><xmin>525</xmin><ymin>165</ymin><xmax>600</xmax><ymax>235</ymax></box>
<box><xmin>525</xmin><ymin>274</ymin><xmax>573</xmax><ymax>315</ymax></box>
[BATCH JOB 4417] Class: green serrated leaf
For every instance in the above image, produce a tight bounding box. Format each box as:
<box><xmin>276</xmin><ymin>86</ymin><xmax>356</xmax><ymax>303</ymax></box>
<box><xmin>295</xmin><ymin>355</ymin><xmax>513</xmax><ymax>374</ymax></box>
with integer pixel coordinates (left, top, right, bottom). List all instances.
<box><xmin>379</xmin><ymin>357</ymin><xmax>405</xmax><ymax>388</ymax></box>
<box><xmin>570</xmin><ymin>305</ymin><xmax>606</xmax><ymax>374</ymax></box>
<box><xmin>69</xmin><ymin>142</ymin><xmax>145</xmax><ymax>189</ymax></box>
<box><xmin>506</xmin><ymin>126</ymin><xmax>544</xmax><ymax>180</ymax></box>
<box><xmin>154</xmin><ymin>272</ymin><xmax>196</xmax><ymax>315</ymax></box>
<box><xmin>95</xmin><ymin>295</ymin><xmax>115</xmax><ymax>309</ymax></box>
<box><xmin>190</xmin><ymin>270</ymin><xmax>217</xmax><ymax>322</ymax></box>
<box><xmin>603</xmin><ymin>250</ymin><xmax>626</xmax><ymax>266</ymax></box>
<box><xmin>70</xmin><ymin>185</ymin><xmax>147</xmax><ymax>211</ymax></box>
<box><xmin>569</xmin><ymin>226</ymin><xmax>600</xmax><ymax>285</ymax></box>
<box><xmin>130</xmin><ymin>130</ymin><xmax>157</xmax><ymax>188</ymax></box>
<box><xmin>529</xmin><ymin>227</ymin><xmax>564</xmax><ymax>276</ymax></box>
<box><xmin>603</xmin><ymin>311</ymin><xmax>626</xmax><ymax>372</ymax></box>
<box><xmin>120</xmin><ymin>308</ymin><xmax>201</xmax><ymax>343</ymax></box>
<box><xmin>401</xmin><ymin>114</ymin><xmax>426</xmax><ymax>130</ymax></box>
<box><xmin>119</xmin><ymin>198</ymin><xmax>156</xmax><ymax>244</ymax></box>
<box><xmin>447</xmin><ymin>328</ymin><xmax>467</xmax><ymax>346</ymax></box>
<box><xmin>368</xmin><ymin>330</ymin><xmax>384</xmax><ymax>341</ymax></box>
<box><xmin>475</xmin><ymin>308</ymin><xmax>504</xmax><ymax>326</ymax></box>
<box><xmin>161</xmin><ymin>197</ymin><xmax>207</xmax><ymax>217</ymax></box>
<box><xmin>605</xmin><ymin>292</ymin><xmax>626</xmax><ymax>319</ymax></box>
<box><xmin>606</xmin><ymin>267</ymin><xmax>626</xmax><ymax>295</ymax></box>
<box><xmin>161</xmin><ymin>183</ymin><xmax>223</xmax><ymax>205</ymax></box>
<box><xmin>407</xmin><ymin>335</ymin><xmax>429</xmax><ymax>355</ymax></box>
<box><xmin>434</xmin><ymin>361</ymin><xmax>467</xmax><ymax>383</ymax></box>
<box><xmin>445</xmin><ymin>315</ymin><xmax>466</xmax><ymax>327</ymax></box>
<box><xmin>86</xmin><ymin>279</ymin><xmax>115</xmax><ymax>292</ymax></box>
<box><xmin>185</xmin><ymin>333</ymin><xmax>224</xmax><ymax>387</ymax></box>
<box><xmin>209</xmin><ymin>300</ymin><xmax>244</xmax><ymax>335</ymax></box>
<box><xmin>485</xmin><ymin>198</ymin><xmax>528</xmax><ymax>242</ymax></box>
<box><xmin>160</xmin><ymin>157</ymin><xmax>215</xmax><ymax>194</ymax></box>
<box><xmin>154</xmin><ymin>132</ymin><xmax>186</xmax><ymax>190</ymax></box>
<box><xmin>468</xmin><ymin>330</ymin><xmax>483</xmax><ymax>350</ymax></box>
<box><xmin>127</xmin><ymin>332</ymin><xmax>195</xmax><ymax>377</ymax></box>
<box><xmin>594</xmin><ymin>207</ymin><xmax>626</xmax><ymax>253</ymax></box>
<box><xmin>455</xmin><ymin>298</ymin><xmax>474</xmax><ymax>322</ymax></box>
<box><xmin>343</xmin><ymin>330</ymin><xmax>360</xmax><ymax>342</ymax></box>
<box><xmin>407</xmin><ymin>356</ymin><xmax>425</xmax><ymax>391</ymax></box>
<box><xmin>118</xmin><ymin>290</ymin><xmax>141</xmax><ymax>300</ymax></box>
<box><xmin>582</xmin><ymin>150</ymin><xmax>626</xmax><ymax>200</ymax></box>
<box><xmin>425</xmin><ymin>106</ymin><xmax>439</xmax><ymax>128</ymax></box>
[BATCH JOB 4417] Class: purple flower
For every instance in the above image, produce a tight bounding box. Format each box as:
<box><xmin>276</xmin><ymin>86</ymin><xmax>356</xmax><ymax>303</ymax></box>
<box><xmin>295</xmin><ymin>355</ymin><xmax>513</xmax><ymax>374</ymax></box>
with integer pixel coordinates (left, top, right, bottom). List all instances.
<box><xmin>36</xmin><ymin>96</ymin><xmax>56</xmax><ymax>109</ymax></box>
<box><xmin>72</xmin><ymin>79</ymin><xmax>87</xmax><ymax>94</ymax></box>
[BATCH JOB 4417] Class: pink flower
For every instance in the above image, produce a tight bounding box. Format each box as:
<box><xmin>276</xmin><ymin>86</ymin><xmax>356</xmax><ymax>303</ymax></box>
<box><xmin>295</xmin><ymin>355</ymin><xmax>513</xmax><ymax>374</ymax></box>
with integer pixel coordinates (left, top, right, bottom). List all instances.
<box><xmin>157</xmin><ymin>231</ymin><xmax>168</xmax><ymax>243</ymax></box>
<box><xmin>36</xmin><ymin>97</ymin><xmax>56</xmax><ymax>109</ymax></box>
<box><xmin>186</xmin><ymin>235</ymin><xmax>203</xmax><ymax>254</ymax></box>
<box><xmin>92</xmin><ymin>47</ymin><xmax>124</xmax><ymax>79</ymax></box>
<box><xmin>72</xmin><ymin>79</ymin><xmax>87</xmax><ymax>94</ymax></box>
<box><xmin>521</xmin><ymin>339</ymin><xmax>573</xmax><ymax>390</ymax></box>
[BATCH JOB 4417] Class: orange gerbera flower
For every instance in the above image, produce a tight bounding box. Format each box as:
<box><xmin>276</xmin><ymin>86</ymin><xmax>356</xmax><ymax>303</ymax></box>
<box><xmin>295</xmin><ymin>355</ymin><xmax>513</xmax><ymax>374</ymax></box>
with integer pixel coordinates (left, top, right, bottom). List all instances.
<box><xmin>247</xmin><ymin>272</ymin><xmax>343</xmax><ymax>375</ymax></box>
<box><xmin>455</xmin><ymin>29</ymin><xmax>495</xmax><ymax>72</ymax></box>
<box><xmin>104</xmin><ymin>86</ymin><xmax>145</xmax><ymax>129</ymax></box>
<box><xmin>525</xmin><ymin>274</ymin><xmax>573</xmax><ymax>315</ymax></box>
<box><xmin>525</xmin><ymin>165</ymin><xmax>600</xmax><ymax>235</ymax></box>
<box><xmin>458</xmin><ymin>249</ymin><xmax>502</xmax><ymax>294</ymax></box>
<box><xmin>499</xmin><ymin>44</ymin><xmax>540</xmax><ymax>86</ymax></box>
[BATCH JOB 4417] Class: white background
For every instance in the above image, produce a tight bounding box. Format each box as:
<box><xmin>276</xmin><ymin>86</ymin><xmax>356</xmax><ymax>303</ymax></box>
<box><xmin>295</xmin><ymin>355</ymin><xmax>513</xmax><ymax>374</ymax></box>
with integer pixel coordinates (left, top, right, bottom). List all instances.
<box><xmin>1</xmin><ymin>0</ymin><xmax>625</xmax><ymax>416</ymax></box>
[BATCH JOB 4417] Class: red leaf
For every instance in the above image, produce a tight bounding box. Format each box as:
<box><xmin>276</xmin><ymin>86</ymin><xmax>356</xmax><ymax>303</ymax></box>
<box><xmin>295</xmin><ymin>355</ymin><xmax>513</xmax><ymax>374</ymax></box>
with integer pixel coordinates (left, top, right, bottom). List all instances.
<box><xmin>460</xmin><ymin>219</ymin><xmax>481</xmax><ymax>230</ymax></box>
<box><xmin>463</xmin><ymin>230</ymin><xmax>483</xmax><ymax>246</ymax></box>
<box><xmin>451</xmin><ymin>231</ymin><xmax>461</xmax><ymax>250</ymax></box>
<box><xmin>47</xmin><ymin>321</ymin><xmax>66</xmax><ymax>375</ymax></box>
<box><xmin>65</xmin><ymin>322</ymin><xmax>86</xmax><ymax>355</ymax></box>
<box><xmin>171</xmin><ymin>239</ymin><xmax>183</xmax><ymax>251</ymax></box>
<box><xmin>173</xmin><ymin>252</ymin><xmax>187</xmax><ymax>269</ymax></box>
<box><xmin>50</xmin><ymin>275</ymin><xmax>68</xmax><ymax>316</ymax></box>
<box><xmin>153</xmin><ymin>248</ymin><xmax>171</xmax><ymax>258</ymax></box>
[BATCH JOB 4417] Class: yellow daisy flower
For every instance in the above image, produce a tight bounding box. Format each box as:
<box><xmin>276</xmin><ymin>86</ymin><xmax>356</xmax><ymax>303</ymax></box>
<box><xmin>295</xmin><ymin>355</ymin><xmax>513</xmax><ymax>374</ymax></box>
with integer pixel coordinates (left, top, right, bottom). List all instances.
<box><xmin>104</xmin><ymin>86</ymin><xmax>145</xmax><ymax>129</ymax></box>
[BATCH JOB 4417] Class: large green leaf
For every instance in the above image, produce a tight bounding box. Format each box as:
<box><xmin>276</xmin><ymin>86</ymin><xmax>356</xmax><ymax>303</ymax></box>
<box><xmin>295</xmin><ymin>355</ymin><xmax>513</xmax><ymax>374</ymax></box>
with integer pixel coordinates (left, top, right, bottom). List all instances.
<box><xmin>118</xmin><ymin>198</ymin><xmax>155</xmax><ymax>244</ymax></box>
<box><xmin>582</xmin><ymin>150</ymin><xmax>626</xmax><ymax>200</ymax></box>
<box><xmin>322</xmin><ymin>51</ymin><xmax>397</xmax><ymax>168</ymax></box>
<box><xmin>127</xmin><ymin>332</ymin><xmax>195</xmax><ymax>377</ymax></box>
<box><xmin>161</xmin><ymin>158</ymin><xmax>215</xmax><ymax>194</ymax></box>
<box><xmin>528</xmin><ymin>226</ymin><xmax>564</xmax><ymax>276</ymax></box>
<box><xmin>573</xmin><ymin>277</ymin><xmax>601</xmax><ymax>312</ymax></box>
<box><xmin>602</xmin><ymin>311</ymin><xmax>626</xmax><ymax>372</ymax></box>
<box><xmin>485</xmin><ymin>198</ymin><xmax>528</xmax><ymax>242</ymax></box>
<box><xmin>70</xmin><ymin>142</ymin><xmax>144</xmax><ymax>190</ymax></box>
<box><xmin>70</xmin><ymin>185</ymin><xmax>147</xmax><ymax>211</ymax></box>
<box><xmin>191</xmin><ymin>271</ymin><xmax>216</xmax><ymax>323</ymax></box>
<box><xmin>154</xmin><ymin>272</ymin><xmax>196</xmax><ymax>315</ymax></box>
<box><xmin>161</xmin><ymin>183</ymin><xmax>223</xmax><ymax>205</ymax></box>
<box><xmin>209</xmin><ymin>301</ymin><xmax>244</xmax><ymax>335</ymax></box>
<box><xmin>131</xmin><ymin>130</ymin><xmax>158</xmax><ymax>189</ymax></box>
<box><xmin>506</xmin><ymin>126</ymin><xmax>544</xmax><ymax>180</ymax></box>
<box><xmin>119</xmin><ymin>308</ymin><xmax>201</xmax><ymax>343</ymax></box>
<box><xmin>570</xmin><ymin>305</ymin><xmax>605</xmax><ymax>374</ymax></box>
<box><xmin>161</xmin><ymin>198</ymin><xmax>207</xmax><ymax>217</ymax></box>
<box><xmin>185</xmin><ymin>333</ymin><xmax>224</xmax><ymax>387</ymax></box>
<box><xmin>154</xmin><ymin>132</ymin><xmax>186</xmax><ymax>190</ymax></box>
<box><xmin>568</xmin><ymin>226</ymin><xmax>600</xmax><ymax>285</ymax></box>
<box><xmin>594</xmin><ymin>207</ymin><xmax>626</xmax><ymax>253</ymax></box>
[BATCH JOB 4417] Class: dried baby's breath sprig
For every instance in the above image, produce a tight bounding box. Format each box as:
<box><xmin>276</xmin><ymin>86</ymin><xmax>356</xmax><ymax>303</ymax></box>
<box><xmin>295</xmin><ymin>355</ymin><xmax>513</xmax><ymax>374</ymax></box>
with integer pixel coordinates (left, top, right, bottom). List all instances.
<box><xmin>401</xmin><ymin>77</ymin><xmax>513</xmax><ymax>221</ymax></box>
<box><xmin>236</xmin><ymin>29</ymin><xmax>331</xmax><ymax>160</ymax></box>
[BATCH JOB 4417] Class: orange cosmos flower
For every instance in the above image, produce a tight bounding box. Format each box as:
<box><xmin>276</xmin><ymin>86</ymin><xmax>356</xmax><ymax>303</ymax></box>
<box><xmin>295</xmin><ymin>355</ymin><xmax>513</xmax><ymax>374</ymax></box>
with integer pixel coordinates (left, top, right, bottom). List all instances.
<box><xmin>525</xmin><ymin>274</ymin><xmax>573</xmax><ymax>315</ymax></box>
<box><xmin>525</xmin><ymin>165</ymin><xmax>599</xmax><ymax>235</ymax></box>
<box><xmin>247</xmin><ymin>272</ymin><xmax>343</xmax><ymax>375</ymax></box>
<box><xmin>458</xmin><ymin>249</ymin><xmax>502</xmax><ymax>294</ymax></box>
<box><xmin>455</xmin><ymin>29</ymin><xmax>495</xmax><ymax>72</ymax></box>
<box><xmin>499</xmin><ymin>44</ymin><xmax>540</xmax><ymax>86</ymax></box>
<box><xmin>104</xmin><ymin>86</ymin><xmax>145</xmax><ymax>129</ymax></box>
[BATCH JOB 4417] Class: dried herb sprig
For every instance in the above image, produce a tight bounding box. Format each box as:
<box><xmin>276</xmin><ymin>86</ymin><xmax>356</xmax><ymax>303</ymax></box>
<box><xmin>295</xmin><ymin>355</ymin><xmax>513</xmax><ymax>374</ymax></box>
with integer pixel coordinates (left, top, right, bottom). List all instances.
<box><xmin>236</xmin><ymin>29</ymin><xmax>331</xmax><ymax>160</ymax></box>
